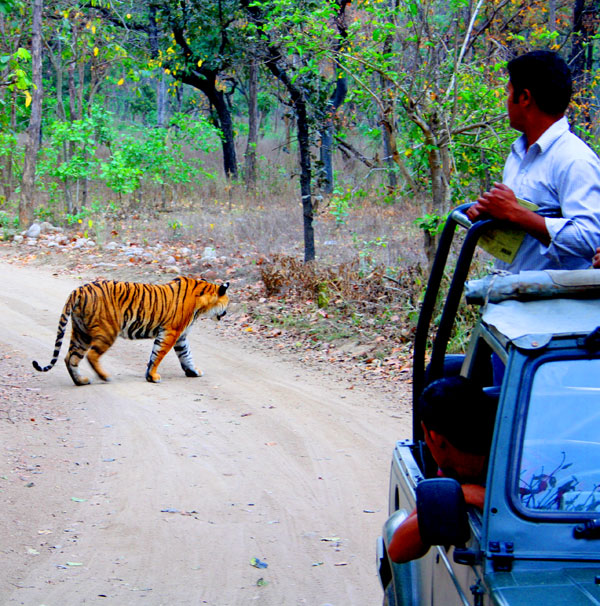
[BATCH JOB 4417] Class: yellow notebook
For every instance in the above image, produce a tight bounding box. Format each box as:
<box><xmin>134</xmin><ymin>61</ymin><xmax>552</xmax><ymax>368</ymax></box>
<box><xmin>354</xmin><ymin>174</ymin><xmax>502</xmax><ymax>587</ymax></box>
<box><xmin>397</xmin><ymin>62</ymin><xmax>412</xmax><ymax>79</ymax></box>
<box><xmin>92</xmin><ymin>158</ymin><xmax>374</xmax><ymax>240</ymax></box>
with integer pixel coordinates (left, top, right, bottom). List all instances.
<box><xmin>478</xmin><ymin>198</ymin><xmax>539</xmax><ymax>264</ymax></box>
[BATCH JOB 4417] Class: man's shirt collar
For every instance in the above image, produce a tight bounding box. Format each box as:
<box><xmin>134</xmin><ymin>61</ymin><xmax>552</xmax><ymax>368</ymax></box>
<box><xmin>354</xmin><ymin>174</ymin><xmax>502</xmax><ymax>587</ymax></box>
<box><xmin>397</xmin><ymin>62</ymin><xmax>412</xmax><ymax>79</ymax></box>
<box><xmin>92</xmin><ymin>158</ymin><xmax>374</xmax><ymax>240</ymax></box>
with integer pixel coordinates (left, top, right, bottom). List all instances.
<box><xmin>511</xmin><ymin>116</ymin><xmax>569</xmax><ymax>158</ymax></box>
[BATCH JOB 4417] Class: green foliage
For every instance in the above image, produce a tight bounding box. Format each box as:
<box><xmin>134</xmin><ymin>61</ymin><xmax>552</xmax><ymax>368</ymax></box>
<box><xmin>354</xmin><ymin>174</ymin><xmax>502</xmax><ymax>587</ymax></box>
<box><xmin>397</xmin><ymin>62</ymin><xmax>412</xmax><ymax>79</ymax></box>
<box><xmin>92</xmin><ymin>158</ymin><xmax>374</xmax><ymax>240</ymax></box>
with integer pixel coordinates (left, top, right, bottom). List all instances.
<box><xmin>244</xmin><ymin>0</ymin><xmax>347</xmax><ymax>129</ymax></box>
<box><xmin>0</xmin><ymin>130</ymin><xmax>22</xmax><ymax>181</ymax></box>
<box><xmin>353</xmin><ymin>234</ymin><xmax>388</xmax><ymax>275</ymax></box>
<box><xmin>37</xmin><ymin>105</ymin><xmax>220</xmax><ymax>202</ymax></box>
<box><xmin>0</xmin><ymin>210</ymin><xmax>17</xmax><ymax>229</ymax></box>
<box><xmin>329</xmin><ymin>188</ymin><xmax>353</xmax><ymax>225</ymax></box>
<box><xmin>414</xmin><ymin>213</ymin><xmax>447</xmax><ymax>237</ymax></box>
<box><xmin>34</xmin><ymin>205</ymin><xmax>56</xmax><ymax>223</ymax></box>
<box><xmin>0</xmin><ymin>45</ymin><xmax>33</xmax><ymax>109</ymax></box>
<box><xmin>100</xmin><ymin>116</ymin><xmax>218</xmax><ymax>194</ymax></box>
<box><xmin>0</xmin><ymin>0</ymin><xmax>16</xmax><ymax>14</ymax></box>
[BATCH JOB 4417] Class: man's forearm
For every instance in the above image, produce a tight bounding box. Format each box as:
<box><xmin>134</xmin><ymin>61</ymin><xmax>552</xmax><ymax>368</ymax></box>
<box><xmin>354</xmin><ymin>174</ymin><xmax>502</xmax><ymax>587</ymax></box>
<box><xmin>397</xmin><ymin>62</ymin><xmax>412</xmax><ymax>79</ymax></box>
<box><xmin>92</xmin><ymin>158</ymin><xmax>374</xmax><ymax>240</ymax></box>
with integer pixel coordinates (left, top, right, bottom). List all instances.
<box><xmin>506</xmin><ymin>206</ymin><xmax>551</xmax><ymax>246</ymax></box>
<box><xmin>388</xmin><ymin>509</ymin><xmax>430</xmax><ymax>564</ymax></box>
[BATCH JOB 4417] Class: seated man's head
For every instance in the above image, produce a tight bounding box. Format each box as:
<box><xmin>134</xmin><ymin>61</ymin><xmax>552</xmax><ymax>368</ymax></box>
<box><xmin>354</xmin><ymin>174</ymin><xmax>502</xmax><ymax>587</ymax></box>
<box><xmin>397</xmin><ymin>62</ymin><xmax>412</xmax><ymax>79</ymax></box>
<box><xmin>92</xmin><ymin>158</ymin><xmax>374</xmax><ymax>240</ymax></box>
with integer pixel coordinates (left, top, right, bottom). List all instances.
<box><xmin>507</xmin><ymin>50</ymin><xmax>572</xmax><ymax>118</ymax></box>
<box><xmin>418</xmin><ymin>376</ymin><xmax>496</xmax><ymax>481</ymax></box>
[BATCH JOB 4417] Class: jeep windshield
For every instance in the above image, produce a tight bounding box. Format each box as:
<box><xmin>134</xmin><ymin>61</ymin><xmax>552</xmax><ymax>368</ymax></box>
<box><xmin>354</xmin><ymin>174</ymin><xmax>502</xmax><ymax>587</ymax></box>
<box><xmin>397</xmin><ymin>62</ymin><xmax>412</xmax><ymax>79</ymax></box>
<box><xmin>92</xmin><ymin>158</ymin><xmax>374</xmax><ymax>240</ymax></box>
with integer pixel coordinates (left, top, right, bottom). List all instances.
<box><xmin>516</xmin><ymin>356</ymin><xmax>600</xmax><ymax>517</ymax></box>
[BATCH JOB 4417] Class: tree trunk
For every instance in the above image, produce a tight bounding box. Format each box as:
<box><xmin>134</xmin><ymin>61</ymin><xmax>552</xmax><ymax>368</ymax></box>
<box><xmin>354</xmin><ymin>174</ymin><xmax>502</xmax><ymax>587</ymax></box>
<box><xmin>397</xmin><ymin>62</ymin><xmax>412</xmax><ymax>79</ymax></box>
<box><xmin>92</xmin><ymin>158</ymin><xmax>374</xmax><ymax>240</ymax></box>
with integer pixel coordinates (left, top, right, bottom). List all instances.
<box><xmin>244</xmin><ymin>52</ymin><xmax>258</xmax><ymax>189</ymax></box>
<box><xmin>148</xmin><ymin>4</ymin><xmax>167</xmax><ymax>127</ymax></box>
<box><xmin>548</xmin><ymin>0</ymin><xmax>556</xmax><ymax>30</ymax></box>
<box><xmin>380</xmin><ymin>104</ymin><xmax>419</xmax><ymax>197</ymax></box>
<box><xmin>53</xmin><ymin>35</ymin><xmax>67</xmax><ymax>120</ymax></box>
<box><xmin>64</xmin><ymin>60</ymin><xmax>77</xmax><ymax>213</ymax></box>
<box><xmin>180</xmin><ymin>72</ymin><xmax>238</xmax><ymax>179</ymax></box>
<box><xmin>380</xmin><ymin>99</ymin><xmax>398</xmax><ymax>191</ymax></box>
<box><xmin>3</xmin><ymin>88</ymin><xmax>17</xmax><ymax>202</ymax></box>
<box><xmin>570</xmin><ymin>0</ymin><xmax>586</xmax><ymax>85</ymax></box>
<box><xmin>157</xmin><ymin>73</ymin><xmax>167</xmax><ymax>127</ymax></box>
<box><xmin>319</xmin><ymin>73</ymin><xmax>347</xmax><ymax>194</ymax></box>
<box><xmin>264</xmin><ymin>58</ymin><xmax>315</xmax><ymax>262</ymax></box>
<box><xmin>297</xmin><ymin>100</ymin><xmax>315</xmax><ymax>263</ymax></box>
<box><xmin>77</xmin><ymin>60</ymin><xmax>84</xmax><ymax>119</ymax></box>
<box><xmin>68</xmin><ymin>61</ymin><xmax>77</xmax><ymax>121</ymax></box>
<box><xmin>212</xmin><ymin>91</ymin><xmax>238</xmax><ymax>179</ymax></box>
<box><xmin>19</xmin><ymin>0</ymin><xmax>43</xmax><ymax>228</ymax></box>
<box><xmin>409</xmin><ymin>108</ymin><xmax>450</xmax><ymax>268</ymax></box>
<box><xmin>319</xmin><ymin>3</ymin><xmax>349</xmax><ymax>195</ymax></box>
<box><xmin>569</xmin><ymin>0</ymin><xmax>598</xmax><ymax>130</ymax></box>
<box><xmin>241</xmin><ymin>0</ymin><xmax>314</xmax><ymax>261</ymax></box>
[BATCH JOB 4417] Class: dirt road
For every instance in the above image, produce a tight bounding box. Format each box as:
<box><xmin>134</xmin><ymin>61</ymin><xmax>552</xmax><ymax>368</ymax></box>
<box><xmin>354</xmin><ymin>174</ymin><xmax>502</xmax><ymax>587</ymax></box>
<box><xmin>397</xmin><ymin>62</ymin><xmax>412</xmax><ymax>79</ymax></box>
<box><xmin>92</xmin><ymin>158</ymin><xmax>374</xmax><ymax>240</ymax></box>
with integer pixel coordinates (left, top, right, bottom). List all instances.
<box><xmin>0</xmin><ymin>259</ymin><xmax>411</xmax><ymax>606</ymax></box>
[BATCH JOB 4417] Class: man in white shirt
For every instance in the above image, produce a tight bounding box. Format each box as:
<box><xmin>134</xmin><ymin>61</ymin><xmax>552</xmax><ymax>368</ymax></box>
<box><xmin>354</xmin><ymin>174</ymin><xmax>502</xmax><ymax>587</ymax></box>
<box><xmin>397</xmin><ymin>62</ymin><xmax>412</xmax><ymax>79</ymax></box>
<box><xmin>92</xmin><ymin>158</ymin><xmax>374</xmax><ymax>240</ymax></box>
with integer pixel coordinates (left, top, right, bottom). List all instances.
<box><xmin>467</xmin><ymin>50</ymin><xmax>600</xmax><ymax>272</ymax></box>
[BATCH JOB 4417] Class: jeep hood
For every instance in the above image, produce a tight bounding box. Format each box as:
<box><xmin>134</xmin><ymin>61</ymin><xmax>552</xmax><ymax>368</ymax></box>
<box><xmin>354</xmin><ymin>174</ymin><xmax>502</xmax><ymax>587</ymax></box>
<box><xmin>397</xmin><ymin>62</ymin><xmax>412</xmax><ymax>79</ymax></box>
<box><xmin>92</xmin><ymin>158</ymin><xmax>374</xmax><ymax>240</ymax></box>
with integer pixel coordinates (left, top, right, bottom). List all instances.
<box><xmin>490</xmin><ymin>568</ymin><xmax>600</xmax><ymax>606</ymax></box>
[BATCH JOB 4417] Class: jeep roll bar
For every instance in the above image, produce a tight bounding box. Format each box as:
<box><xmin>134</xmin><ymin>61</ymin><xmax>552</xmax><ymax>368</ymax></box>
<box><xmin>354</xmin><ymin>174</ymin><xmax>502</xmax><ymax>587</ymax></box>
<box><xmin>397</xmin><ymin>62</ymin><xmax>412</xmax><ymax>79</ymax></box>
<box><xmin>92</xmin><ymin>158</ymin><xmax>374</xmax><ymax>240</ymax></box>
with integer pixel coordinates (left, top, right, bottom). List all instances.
<box><xmin>412</xmin><ymin>203</ymin><xmax>498</xmax><ymax>442</ymax></box>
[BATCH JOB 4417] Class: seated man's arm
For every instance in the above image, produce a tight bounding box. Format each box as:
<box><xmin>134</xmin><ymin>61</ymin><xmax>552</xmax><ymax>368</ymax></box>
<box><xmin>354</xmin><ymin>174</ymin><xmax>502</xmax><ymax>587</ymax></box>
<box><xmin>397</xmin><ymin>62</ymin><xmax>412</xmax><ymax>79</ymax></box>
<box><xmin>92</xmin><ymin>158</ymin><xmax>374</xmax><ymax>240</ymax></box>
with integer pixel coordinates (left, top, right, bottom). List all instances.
<box><xmin>467</xmin><ymin>183</ymin><xmax>550</xmax><ymax>245</ymax></box>
<box><xmin>461</xmin><ymin>484</ymin><xmax>486</xmax><ymax>509</ymax></box>
<box><xmin>468</xmin><ymin>154</ymin><xmax>600</xmax><ymax>265</ymax></box>
<box><xmin>388</xmin><ymin>485</ymin><xmax>486</xmax><ymax>564</ymax></box>
<box><xmin>388</xmin><ymin>509</ymin><xmax>429</xmax><ymax>564</ymax></box>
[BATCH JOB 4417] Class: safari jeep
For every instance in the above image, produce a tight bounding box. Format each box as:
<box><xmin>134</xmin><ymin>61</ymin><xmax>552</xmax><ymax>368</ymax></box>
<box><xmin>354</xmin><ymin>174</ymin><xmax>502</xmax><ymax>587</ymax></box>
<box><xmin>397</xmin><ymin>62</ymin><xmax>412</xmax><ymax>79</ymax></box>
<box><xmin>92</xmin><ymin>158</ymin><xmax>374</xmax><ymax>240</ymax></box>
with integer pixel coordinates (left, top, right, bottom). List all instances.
<box><xmin>377</xmin><ymin>204</ymin><xmax>600</xmax><ymax>605</ymax></box>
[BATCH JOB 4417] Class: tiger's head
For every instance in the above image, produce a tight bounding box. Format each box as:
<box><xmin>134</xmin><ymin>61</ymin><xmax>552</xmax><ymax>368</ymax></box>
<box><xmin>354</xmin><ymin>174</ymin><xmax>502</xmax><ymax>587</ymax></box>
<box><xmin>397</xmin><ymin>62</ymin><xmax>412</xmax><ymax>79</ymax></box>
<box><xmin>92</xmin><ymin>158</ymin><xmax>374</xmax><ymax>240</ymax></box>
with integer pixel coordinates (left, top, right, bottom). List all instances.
<box><xmin>198</xmin><ymin>280</ymin><xmax>229</xmax><ymax>321</ymax></box>
<box><xmin>213</xmin><ymin>281</ymin><xmax>229</xmax><ymax>321</ymax></box>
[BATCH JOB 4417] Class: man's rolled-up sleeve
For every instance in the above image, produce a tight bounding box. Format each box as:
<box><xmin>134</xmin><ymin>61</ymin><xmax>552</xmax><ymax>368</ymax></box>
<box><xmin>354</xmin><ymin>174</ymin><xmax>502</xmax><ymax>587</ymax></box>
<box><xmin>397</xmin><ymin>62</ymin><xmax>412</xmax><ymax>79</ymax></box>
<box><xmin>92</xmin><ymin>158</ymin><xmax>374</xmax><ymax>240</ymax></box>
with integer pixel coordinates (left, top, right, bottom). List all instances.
<box><xmin>543</xmin><ymin>157</ymin><xmax>600</xmax><ymax>266</ymax></box>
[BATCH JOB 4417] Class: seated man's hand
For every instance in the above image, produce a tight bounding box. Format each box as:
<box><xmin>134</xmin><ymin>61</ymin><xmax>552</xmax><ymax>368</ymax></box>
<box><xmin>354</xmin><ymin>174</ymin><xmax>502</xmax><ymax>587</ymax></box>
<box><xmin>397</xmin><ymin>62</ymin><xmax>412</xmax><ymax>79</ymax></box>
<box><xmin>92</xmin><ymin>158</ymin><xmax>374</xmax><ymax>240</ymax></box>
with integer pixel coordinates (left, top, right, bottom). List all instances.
<box><xmin>466</xmin><ymin>183</ymin><xmax>520</xmax><ymax>222</ymax></box>
<box><xmin>466</xmin><ymin>182</ymin><xmax>550</xmax><ymax>246</ymax></box>
<box><xmin>593</xmin><ymin>247</ymin><xmax>600</xmax><ymax>268</ymax></box>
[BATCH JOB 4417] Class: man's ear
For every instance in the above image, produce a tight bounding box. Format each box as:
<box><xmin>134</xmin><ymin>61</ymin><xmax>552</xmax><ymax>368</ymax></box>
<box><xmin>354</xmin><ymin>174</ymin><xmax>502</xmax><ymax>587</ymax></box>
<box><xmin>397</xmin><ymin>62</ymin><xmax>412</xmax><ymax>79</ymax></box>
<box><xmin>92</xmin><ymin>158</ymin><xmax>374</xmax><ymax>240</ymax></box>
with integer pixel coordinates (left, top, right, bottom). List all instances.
<box><xmin>519</xmin><ymin>88</ymin><xmax>533</xmax><ymax>106</ymax></box>
<box><xmin>426</xmin><ymin>427</ymin><xmax>447</xmax><ymax>450</ymax></box>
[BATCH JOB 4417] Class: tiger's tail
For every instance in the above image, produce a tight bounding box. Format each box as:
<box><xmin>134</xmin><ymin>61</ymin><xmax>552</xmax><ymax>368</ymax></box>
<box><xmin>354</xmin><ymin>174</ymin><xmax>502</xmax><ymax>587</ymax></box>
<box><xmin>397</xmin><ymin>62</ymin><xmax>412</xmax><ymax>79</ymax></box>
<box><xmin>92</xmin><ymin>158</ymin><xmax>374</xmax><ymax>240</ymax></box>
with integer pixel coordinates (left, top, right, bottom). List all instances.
<box><xmin>32</xmin><ymin>292</ymin><xmax>74</xmax><ymax>373</ymax></box>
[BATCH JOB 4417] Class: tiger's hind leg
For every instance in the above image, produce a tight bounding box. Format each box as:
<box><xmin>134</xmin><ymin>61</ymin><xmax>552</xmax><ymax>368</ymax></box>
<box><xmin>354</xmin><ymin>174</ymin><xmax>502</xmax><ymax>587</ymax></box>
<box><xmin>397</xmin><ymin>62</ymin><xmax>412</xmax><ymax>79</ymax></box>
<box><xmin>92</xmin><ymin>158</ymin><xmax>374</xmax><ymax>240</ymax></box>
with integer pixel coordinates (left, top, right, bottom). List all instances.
<box><xmin>86</xmin><ymin>331</ymin><xmax>117</xmax><ymax>382</ymax></box>
<box><xmin>174</xmin><ymin>334</ymin><xmax>203</xmax><ymax>378</ymax></box>
<box><xmin>64</xmin><ymin>325</ymin><xmax>92</xmax><ymax>386</ymax></box>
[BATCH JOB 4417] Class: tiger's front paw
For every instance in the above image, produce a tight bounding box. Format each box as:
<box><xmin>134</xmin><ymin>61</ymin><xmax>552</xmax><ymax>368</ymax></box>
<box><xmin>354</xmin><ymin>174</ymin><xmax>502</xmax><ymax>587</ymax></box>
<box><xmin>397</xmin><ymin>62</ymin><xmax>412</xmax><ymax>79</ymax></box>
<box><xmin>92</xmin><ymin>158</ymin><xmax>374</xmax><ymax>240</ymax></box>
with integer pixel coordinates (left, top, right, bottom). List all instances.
<box><xmin>145</xmin><ymin>371</ymin><xmax>161</xmax><ymax>383</ymax></box>
<box><xmin>184</xmin><ymin>367</ymin><xmax>203</xmax><ymax>378</ymax></box>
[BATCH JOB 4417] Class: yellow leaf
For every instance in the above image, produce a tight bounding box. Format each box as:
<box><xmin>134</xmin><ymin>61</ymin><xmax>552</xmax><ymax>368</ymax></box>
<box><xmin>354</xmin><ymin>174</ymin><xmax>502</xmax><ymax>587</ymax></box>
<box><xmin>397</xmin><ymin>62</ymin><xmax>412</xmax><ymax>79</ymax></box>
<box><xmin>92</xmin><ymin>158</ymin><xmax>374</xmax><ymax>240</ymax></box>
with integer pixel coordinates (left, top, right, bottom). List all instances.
<box><xmin>92</xmin><ymin>25</ymin><xmax>96</xmax><ymax>34</ymax></box>
<box><xmin>197</xmin><ymin>59</ymin><xmax>203</xmax><ymax>68</ymax></box>
<box><xmin>24</xmin><ymin>90</ymin><xmax>32</xmax><ymax>108</ymax></box>
<box><xmin>93</xmin><ymin>47</ymin><xmax>99</xmax><ymax>57</ymax></box>
<box><xmin>117</xmin><ymin>78</ymin><xmax>124</xmax><ymax>86</ymax></box>
<box><xmin>126</xmin><ymin>13</ymin><xmax>131</xmax><ymax>19</ymax></box>
<box><xmin>164</xmin><ymin>68</ymin><xmax>171</xmax><ymax>75</ymax></box>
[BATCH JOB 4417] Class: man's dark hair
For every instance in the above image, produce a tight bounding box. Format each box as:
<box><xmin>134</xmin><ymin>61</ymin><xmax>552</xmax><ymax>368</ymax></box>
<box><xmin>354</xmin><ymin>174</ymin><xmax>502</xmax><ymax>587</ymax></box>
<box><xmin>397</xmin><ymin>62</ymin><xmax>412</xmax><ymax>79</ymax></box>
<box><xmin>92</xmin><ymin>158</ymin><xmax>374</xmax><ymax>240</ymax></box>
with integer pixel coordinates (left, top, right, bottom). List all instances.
<box><xmin>417</xmin><ymin>376</ymin><xmax>496</xmax><ymax>456</ymax></box>
<box><xmin>507</xmin><ymin>50</ymin><xmax>572</xmax><ymax>116</ymax></box>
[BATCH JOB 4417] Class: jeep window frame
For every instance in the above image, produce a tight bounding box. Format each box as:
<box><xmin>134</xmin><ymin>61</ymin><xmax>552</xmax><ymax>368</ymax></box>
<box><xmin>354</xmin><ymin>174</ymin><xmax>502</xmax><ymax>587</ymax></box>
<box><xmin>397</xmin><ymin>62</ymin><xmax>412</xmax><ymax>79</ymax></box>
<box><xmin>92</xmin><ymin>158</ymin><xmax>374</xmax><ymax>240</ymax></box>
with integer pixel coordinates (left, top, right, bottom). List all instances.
<box><xmin>510</xmin><ymin>346</ymin><xmax>600</xmax><ymax>522</ymax></box>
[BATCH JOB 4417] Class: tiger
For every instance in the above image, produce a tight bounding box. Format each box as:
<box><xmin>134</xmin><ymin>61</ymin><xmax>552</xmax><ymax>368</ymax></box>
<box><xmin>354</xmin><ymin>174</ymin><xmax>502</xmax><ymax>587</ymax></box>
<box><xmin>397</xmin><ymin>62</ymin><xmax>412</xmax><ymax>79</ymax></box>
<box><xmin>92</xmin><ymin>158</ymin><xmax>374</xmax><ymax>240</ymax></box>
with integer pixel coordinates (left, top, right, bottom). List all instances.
<box><xmin>33</xmin><ymin>277</ymin><xmax>230</xmax><ymax>386</ymax></box>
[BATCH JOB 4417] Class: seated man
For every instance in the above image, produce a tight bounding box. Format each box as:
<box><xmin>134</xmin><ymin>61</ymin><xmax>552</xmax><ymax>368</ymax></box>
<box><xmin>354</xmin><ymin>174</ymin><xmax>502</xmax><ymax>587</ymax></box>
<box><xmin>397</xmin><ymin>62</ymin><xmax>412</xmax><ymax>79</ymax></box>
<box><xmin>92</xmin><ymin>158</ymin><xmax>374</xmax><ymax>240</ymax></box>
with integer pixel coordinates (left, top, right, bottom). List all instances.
<box><xmin>466</xmin><ymin>51</ymin><xmax>600</xmax><ymax>272</ymax></box>
<box><xmin>389</xmin><ymin>376</ymin><xmax>496</xmax><ymax>563</ymax></box>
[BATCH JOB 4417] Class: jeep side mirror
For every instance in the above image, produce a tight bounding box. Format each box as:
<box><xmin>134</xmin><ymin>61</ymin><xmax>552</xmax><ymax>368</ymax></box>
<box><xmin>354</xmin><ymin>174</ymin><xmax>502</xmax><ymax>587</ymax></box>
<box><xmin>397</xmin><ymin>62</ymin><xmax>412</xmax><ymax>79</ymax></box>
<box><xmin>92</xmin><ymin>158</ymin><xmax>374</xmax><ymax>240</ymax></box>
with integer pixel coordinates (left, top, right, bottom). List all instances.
<box><xmin>416</xmin><ymin>478</ymin><xmax>470</xmax><ymax>546</ymax></box>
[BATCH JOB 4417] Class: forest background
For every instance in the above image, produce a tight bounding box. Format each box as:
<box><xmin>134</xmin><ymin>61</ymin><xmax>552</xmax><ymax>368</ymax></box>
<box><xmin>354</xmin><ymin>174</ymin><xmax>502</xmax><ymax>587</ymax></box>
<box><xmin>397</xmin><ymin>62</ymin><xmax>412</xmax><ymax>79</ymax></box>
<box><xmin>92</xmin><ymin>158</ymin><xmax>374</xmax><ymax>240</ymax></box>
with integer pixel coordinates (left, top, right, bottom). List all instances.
<box><xmin>1</xmin><ymin>0</ymin><xmax>599</xmax><ymax>370</ymax></box>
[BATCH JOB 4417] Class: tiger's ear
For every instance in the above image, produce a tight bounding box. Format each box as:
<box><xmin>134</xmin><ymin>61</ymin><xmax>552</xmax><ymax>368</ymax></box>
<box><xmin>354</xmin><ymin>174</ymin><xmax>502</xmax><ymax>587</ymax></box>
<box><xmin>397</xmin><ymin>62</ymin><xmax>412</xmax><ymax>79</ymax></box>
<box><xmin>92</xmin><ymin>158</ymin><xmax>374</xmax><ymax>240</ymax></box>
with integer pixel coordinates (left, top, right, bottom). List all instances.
<box><xmin>218</xmin><ymin>282</ymin><xmax>230</xmax><ymax>296</ymax></box>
